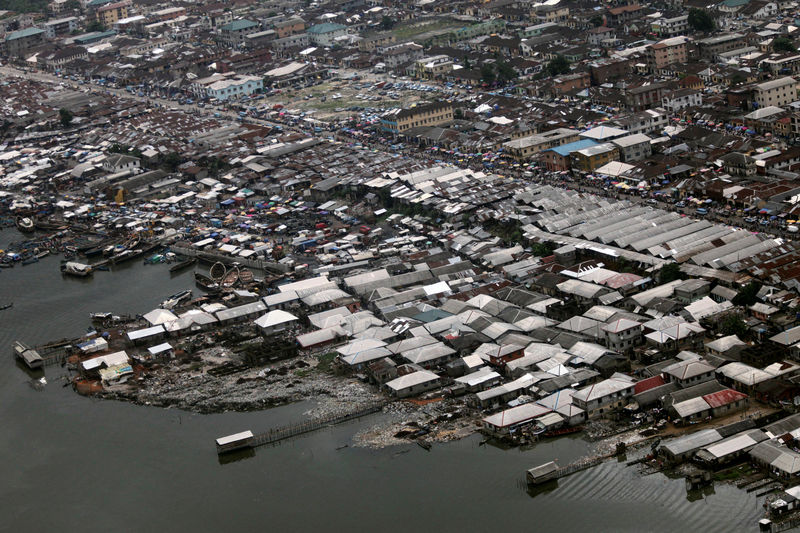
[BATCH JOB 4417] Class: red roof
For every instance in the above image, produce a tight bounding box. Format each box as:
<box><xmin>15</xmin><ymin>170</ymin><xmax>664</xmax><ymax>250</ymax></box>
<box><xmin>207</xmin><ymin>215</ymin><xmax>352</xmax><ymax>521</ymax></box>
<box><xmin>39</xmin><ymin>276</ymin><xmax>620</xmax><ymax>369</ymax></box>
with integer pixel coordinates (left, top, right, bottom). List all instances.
<box><xmin>702</xmin><ymin>389</ymin><xmax>748</xmax><ymax>409</ymax></box>
<box><xmin>634</xmin><ymin>375</ymin><xmax>665</xmax><ymax>395</ymax></box>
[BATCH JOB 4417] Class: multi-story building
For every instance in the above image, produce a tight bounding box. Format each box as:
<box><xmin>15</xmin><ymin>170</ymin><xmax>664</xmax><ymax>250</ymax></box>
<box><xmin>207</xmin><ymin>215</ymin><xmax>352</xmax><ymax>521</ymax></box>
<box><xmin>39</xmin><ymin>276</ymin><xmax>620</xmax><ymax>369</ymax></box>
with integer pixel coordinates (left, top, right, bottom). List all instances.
<box><xmin>572</xmin><ymin>377</ymin><xmax>635</xmax><ymax>419</ymax></box>
<box><xmin>307</xmin><ymin>22</ymin><xmax>347</xmax><ymax>46</ymax></box>
<box><xmin>4</xmin><ymin>27</ymin><xmax>45</xmax><ymax>57</ymax></box>
<box><xmin>272</xmin><ymin>16</ymin><xmax>305</xmax><ymax>39</ymax></box>
<box><xmin>571</xmin><ymin>143</ymin><xmax>620</xmax><ymax>171</ymax></box>
<box><xmin>697</xmin><ymin>33</ymin><xmax>744</xmax><ymax>60</ymax></box>
<box><xmin>611</xmin><ymin>133</ymin><xmax>652</xmax><ymax>162</ymax></box>
<box><xmin>647</xmin><ymin>36</ymin><xmax>689</xmax><ymax>72</ymax></box>
<box><xmin>503</xmin><ymin>128</ymin><xmax>580</xmax><ymax>161</ymax></box>
<box><xmin>96</xmin><ymin>1</ymin><xmax>129</xmax><ymax>27</ymax></box>
<box><xmin>540</xmin><ymin>139</ymin><xmax>598</xmax><ymax>171</ymax></box>
<box><xmin>381</xmin><ymin>102</ymin><xmax>453</xmax><ymax>135</ymax></box>
<box><xmin>358</xmin><ymin>32</ymin><xmax>394</xmax><ymax>52</ymax></box>
<box><xmin>413</xmin><ymin>55</ymin><xmax>453</xmax><ymax>79</ymax></box>
<box><xmin>661</xmin><ymin>88</ymin><xmax>702</xmax><ymax>111</ymax></box>
<box><xmin>381</xmin><ymin>42</ymin><xmax>423</xmax><ymax>69</ymax></box>
<box><xmin>753</xmin><ymin>76</ymin><xmax>799</xmax><ymax>109</ymax></box>
<box><xmin>220</xmin><ymin>19</ymin><xmax>259</xmax><ymax>47</ymax></box>
<box><xmin>191</xmin><ymin>73</ymin><xmax>263</xmax><ymax>101</ymax></box>
<box><xmin>625</xmin><ymin>83</ymin><xmax>668</xmax><ymax>112</ymax></box>
<box><xmin>149</xmin><ymin>7</ymin><xmax>185</xmax><ymax>23</ymax></box>
<box><xmin>271</xmin><ymin>33</ymin><xmax>309</xmax><ymax>54</ymax></box>
<box><xmin>43</xmin><ymin>16</ymin><xmax>78</xmax><ymax>38</ymax></box>
<box><xmin>614</xmin><ymin>108</ymin><xmax>668</xmax><ymax>135</ymax></box>
<box><xmin>651</xmin><ymin>15</ymin><xmax>688</xmax><ymax>37</ymax></box>
<box><xmin>602</xmin><ymin>319</ymin><xmax>643</xmax><ymax>353</ymax></box>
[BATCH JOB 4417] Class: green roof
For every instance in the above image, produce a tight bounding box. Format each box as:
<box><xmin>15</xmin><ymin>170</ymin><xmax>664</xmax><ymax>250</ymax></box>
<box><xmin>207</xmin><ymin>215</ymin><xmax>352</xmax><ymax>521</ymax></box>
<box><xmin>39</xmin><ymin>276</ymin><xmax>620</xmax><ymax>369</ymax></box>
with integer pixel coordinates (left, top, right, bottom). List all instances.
<box><xmin>221</xmin><ymin>19</ymin><xmax>258</xmax><ymax>31</ymax></box>
<box><xmin>6</xmin><ymin>27</ymin><xmax>45</xmax><ymax>41</ymax></box>
<box><xmin>86</xmin><ymin>0</ymin><xmax>113</xmax><ymax>6</ymax></box>
<box><xmin>720</xmin><ymin>0</ymin><xmax>749</xmax><ymax>6</ymax></box>
<box><xmin>307</xmin><ymin>22</ymin><xmax>346</xmax><ymax>34</ymax></box>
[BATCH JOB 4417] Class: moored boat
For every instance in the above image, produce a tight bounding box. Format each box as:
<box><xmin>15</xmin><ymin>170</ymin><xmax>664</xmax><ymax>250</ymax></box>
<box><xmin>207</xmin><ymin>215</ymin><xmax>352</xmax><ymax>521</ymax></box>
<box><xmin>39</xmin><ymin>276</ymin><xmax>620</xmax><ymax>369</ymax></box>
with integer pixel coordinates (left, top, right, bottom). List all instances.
<box><xmin>195</xmin><ymin>272</ymin><xmax>220</xmax><ymax>293</ymax></box>
<box><xmin>61</xmin><ymin>261</ymin><xmax>93</xmax><ymax>276</ymax></box>
<box><xmin>15</xmin><ymin>216</ymin><xmax>35</xmax><ymax>233</ymax></box>
<box><xmin>161</xmin><ymin>289</ymin><xmax>192</xmax><ymax>309</ymax></box>
<box><xmin>169</xmin><ymin>257</ymin><xmax>196</xmax><ymax>273</ymax></box>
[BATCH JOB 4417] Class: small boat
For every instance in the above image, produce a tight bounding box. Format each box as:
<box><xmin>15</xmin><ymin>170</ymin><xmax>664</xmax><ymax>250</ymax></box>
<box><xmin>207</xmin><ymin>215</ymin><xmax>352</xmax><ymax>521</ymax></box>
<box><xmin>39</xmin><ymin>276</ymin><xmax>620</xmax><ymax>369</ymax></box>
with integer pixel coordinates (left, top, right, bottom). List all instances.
<box><xmin>36</xmin><ymin>249</ymin><xmax>50</xmax><ymax>259</ymax></box>
<box><xmin>221</xmin><ymin>266</ymin><xmax>239</xmax><ymax>288</ymax></box>
<box><xmin>238</xmin><ymin>269</ymin><xmax>254</xmax><ymax>285</ymax></box>
<box><xmin>12</xmin><ymin>340</ymin><xmax>44</xmax><ymax>370</ymax></box>
<box><xmin>61</xmin><ymin>261</ymin><xmax>93</xmax><ymax>276</ymax></box>
<box><xmin>161</xmin><ymin>289</ymin><xmax>192</xmax><ymax>310</ymax></box>
<box><xmin>417</xmin><ymin>440</ymin><xmax>432</xmax><ymax>451</ymax></box>
<box><xmin>0</xmin><ymin>302</ymin><xmax>12</xmax><ymax>311</ymax></box>
<box><xmin>15</xmin><ymin>216</ymin><xmax>35</xmax><ymax>233</ymax></box>
<box><xmin>169</xmin><ymin>257</ymin><xmax>196</xmax><ymax>273</ymax></box>
<box><xmin>195</xmin><ymin>273</ymin><xmax>220</xmax><ymax>293</ymax></box>
<box><xmin>209</xmin><ymin>261</ymin><xmax>226</xmax><ymax>281</ymax></box>
<box><xmin>543</xmin><ymin>425</ymin><xmax>583</xmax><ymax>438</ymax></box>
<box><xmin>95</xmin><ymin>265</ymin><xmax>109</xmax><ymax>271</ymax></box>
<box><xmin>21</xmin><ymin>256</ymin><xmax>39</xmax><ymax>266</ymax></box>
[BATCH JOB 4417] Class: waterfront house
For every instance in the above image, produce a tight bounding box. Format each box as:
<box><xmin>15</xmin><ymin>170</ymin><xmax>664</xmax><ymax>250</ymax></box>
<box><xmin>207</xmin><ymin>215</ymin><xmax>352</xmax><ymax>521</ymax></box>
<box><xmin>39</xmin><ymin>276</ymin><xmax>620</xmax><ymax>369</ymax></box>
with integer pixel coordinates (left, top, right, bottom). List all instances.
<box><xmin>384</xmin><ymin>370</ymin><xmax>440</xmax><ymax>398</ymax></box>
<box><xmin>571</xmin><ymin>375</ymin><xmax>635</xmax><ymax>419</ymax></box>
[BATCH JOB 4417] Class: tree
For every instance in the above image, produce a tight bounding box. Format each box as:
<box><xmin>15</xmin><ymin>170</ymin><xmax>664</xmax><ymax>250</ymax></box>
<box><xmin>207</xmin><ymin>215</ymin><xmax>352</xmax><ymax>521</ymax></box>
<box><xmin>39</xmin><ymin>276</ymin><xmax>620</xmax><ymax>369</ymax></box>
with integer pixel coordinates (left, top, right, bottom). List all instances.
<box><xmin>86</xmin><ymin>20</ymin><xmax>105</xmax><ymax>32</ymax></box>
<box><xmin>546</xmin><ymin>55</ymin><xmax>570</xmax><ymax>77</ymax></box>
<box><xmin>720</xmin><ymin>315</ymin><xmax>748</xmax><ymax>337</ymax></box>
<box><xmin>733</xmin><ymin>281</ymin><xmax>761</xmax><ymax>306</ymax></box>
<box><xmin>773</xmin><ymin>37</ymin><xmax>797</xmax><ymax>53</ymax></box>
<box><xmin>688</xmin><ymin>8</ymin><xmax>714</xmax><ymax>32</ymax></box>
<box><xmin>380</xmin><ymin>16</ymin><xmax>395</xmax><ymax>30</ymax></box>
<box><xmin>453</xmin><ymin>108</ymin><xmax>463</xmax><ymax>119</ymax></box>
<box><xmin>161</xmin><ymin>152</ymin><xmax>182</xmax><ymax>172</ymax></box>
<box><xmin>531</xmin><ymin>242</ymin><xmax>555</xmax><ymax>257</ymax></box>
<box><xmin>497</xmin><ymin>62</ymin><xmax>517</xmax><ymax>84</ymax></box>
<box><xmin>480</xmin><ymin>64</ymin><xmax>496</xmax><ymax>85</ymax></box>
<box><xmin>658</xmin><ymin>263</ymin><xmax>685</xmax><ymax>284</ymax></box>
<box><xmin>59</xmin><ymin>108</ymin><xmax>73</xmax><ymax>127</ymax></box>
<box><xmin>463</xmin><ymin>58</ymin><xmax>471</xmax><ymax>70</ymax></box>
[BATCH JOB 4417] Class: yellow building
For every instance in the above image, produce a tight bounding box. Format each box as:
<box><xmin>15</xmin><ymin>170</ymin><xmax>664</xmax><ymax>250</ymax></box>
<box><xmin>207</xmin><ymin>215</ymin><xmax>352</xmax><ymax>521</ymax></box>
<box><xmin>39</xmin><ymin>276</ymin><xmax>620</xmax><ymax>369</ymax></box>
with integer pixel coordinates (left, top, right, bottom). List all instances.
<box><xmin>381</xmin><ymin>102</ymin><xmax>453</xmax><ymax>134</ymax></box>
<box><xmin>97</xmin><ymin>1</ymin><xmax>128</xmax><ymax>27</ymax></box>
<box><xmin>571</xmin><ymin>143</ymin><xmax>620</xmax><ymax>172</ymax></box>
<box><xmin>502</xmin><ymin>128</ymin><xmax>580</xmax><ymax>161</ymax></box>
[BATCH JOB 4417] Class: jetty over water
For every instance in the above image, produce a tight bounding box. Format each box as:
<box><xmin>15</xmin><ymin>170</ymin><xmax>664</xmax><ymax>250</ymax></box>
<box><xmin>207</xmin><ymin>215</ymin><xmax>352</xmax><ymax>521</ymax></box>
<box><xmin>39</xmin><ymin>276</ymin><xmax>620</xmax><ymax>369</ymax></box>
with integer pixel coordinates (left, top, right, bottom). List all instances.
<box><xmin>216</xmin><ymin>400</ymin><xmax>387</xmax><ymax>455</ymax></box>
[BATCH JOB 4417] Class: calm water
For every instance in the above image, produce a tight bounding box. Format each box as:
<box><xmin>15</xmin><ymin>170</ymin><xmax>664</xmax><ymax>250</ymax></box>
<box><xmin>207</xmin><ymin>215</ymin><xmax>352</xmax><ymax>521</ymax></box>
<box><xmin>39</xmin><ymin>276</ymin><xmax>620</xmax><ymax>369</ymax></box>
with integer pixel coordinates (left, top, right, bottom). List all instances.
<box><xmin>0</xmin><ymin>228</ymin><xmax>765</xmax><ymax>532</ymax></box>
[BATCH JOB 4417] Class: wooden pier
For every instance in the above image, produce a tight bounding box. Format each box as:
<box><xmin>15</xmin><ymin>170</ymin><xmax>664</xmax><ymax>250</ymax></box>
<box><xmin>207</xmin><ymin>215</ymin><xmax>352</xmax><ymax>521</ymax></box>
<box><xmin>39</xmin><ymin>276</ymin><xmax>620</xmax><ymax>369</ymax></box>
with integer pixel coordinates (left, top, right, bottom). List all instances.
<box><xmin>551</xmin><ymin>456</ymin><xmax>604</xmax><ymax>479</ymax></box>
<box><xmin>216</xmin><ymin>400</ymin><xmax>387</xmax><ymax>454</ymax></box>
<box><xmin>527</xmin><ymin>456</ymin><xmax>605</xmax><ymax>485</ymax></box>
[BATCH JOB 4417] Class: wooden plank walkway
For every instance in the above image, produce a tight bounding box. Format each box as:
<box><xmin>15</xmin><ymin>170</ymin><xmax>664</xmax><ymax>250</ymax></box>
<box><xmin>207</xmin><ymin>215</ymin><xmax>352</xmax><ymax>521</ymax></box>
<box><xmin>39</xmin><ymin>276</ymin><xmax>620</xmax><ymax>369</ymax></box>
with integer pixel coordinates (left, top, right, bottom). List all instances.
<box><xmin>551</xmin><ymin>456</ymin><xmax>604</xmax><ymax>480</ymax></box>
<box><xmin>227</xmin><ymin>401</ymin><xmax>388</xmax><ymax>451</ymax></box>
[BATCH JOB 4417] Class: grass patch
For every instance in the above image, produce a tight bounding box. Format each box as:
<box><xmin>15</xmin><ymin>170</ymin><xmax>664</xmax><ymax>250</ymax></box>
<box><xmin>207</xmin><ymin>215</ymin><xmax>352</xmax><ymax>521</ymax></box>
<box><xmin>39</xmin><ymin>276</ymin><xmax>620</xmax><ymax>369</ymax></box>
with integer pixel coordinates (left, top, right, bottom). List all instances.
<box><xmin>294</xmin><ymin>369</ymin><xmax>311</xmax><ymax>378</ymax></box>
<box><xmin>393</xmin><ymin>20</ymin><xmax>458</xmax><ymax>39</ymax></box>
<box><xmin>317</xmin><ymin>352</ymin><xmax>337</xmax><ymax>372</ymax></box>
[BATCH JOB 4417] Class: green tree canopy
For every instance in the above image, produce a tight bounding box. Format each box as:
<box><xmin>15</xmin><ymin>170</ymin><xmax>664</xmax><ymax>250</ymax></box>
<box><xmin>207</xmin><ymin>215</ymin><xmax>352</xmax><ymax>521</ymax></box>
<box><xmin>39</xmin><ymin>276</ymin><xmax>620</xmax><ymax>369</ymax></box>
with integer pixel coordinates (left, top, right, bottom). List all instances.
<box><xmin>733</xmin><ymin>281</ymin><xmax>761</xmax><ymax>306</ymax></box>
<box><xmin>658</xmin><ymin>263</ymin><xmax>685</xmax><ymax>284</ymax></box>
<box><xmin>720</xmin><ymin>315</ymin><xmax>748</xmax><ymax>337</ymax></box>
<box><xmin>497</xmin><ymin>62</ymin><xmax>517</xmax><ymax>83</ymax></box>
<box><xmin>546</xmin><ymin>55</ymin><xmax>570</xmax><ymax>77</ymax></box>
<box><xmin>773</xmin><ymin>37</ymin><xmax>797</xmax><ymax>53</ymax></box>
<box><xmin>86</xmin><ymin>20</ymin><xmax>105</xmax><ymax>32</ymax></box>
<box><xmin>480</xmin><ymin>64</ymin><xmax>496</xmax><ymax>84</ymax></box>
<box><xmin>59</xmin><ymin>108</ymin><xmax>73</xmax><ymax>127</ymax></box>
<box><xmin>688</xmin><ymin>9</ymin><xmax>714</xmax><ymax>32</ymax></box>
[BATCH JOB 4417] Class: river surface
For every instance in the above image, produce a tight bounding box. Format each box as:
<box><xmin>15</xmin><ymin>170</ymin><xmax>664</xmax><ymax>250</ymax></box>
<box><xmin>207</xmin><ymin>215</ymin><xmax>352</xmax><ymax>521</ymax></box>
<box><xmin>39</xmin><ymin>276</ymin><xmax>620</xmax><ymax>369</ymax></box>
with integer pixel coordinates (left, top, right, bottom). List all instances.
<box><xmin>0</xmin><ymin>227</ymin><xmax>767</xmax><ymax>532</ymax></box>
